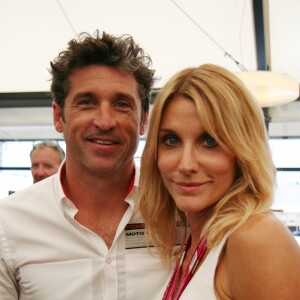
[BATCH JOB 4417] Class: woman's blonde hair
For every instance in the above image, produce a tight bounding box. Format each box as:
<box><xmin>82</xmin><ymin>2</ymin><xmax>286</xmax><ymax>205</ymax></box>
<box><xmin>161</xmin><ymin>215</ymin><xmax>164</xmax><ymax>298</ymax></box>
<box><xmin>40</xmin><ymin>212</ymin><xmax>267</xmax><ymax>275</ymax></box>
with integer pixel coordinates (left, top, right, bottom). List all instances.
<box><xmin>138</xmin><ymin>64</ymin><xmax>276</xmax><ymax>266</ymax></box>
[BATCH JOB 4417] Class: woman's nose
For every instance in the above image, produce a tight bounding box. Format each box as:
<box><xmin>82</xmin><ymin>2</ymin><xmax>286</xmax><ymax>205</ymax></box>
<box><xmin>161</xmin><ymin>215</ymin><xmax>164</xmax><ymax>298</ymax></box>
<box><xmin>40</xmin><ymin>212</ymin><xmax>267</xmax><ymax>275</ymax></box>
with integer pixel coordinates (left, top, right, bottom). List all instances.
<box><xmin>178</xmin><ymin>146</ymin><xmax>199</xmax><ymax>175</ymax></box>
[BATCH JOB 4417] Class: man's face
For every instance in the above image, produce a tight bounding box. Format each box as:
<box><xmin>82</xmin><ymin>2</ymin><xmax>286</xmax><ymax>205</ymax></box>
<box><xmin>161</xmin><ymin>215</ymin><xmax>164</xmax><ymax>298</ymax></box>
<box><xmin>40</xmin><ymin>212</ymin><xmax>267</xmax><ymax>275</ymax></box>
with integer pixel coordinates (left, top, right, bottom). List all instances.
<box><xmin>31</xmin><ymin>147</ymin><xmax>62</xmax><ymax>183</ymax></box>
<box><xmin>53</xmin><ymin>65</ymin><xmax>147</xmax><ymax>178</ymax></box>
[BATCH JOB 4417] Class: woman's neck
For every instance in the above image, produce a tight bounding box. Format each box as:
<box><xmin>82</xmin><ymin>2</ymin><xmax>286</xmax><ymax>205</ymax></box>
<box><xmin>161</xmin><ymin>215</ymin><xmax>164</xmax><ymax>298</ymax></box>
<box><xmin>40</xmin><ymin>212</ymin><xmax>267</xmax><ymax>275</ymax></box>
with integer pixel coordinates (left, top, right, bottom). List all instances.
<box><xmin>187</xmin><ymin>207</ymin><xmax>214</xmax><ymax>239</ymax></box>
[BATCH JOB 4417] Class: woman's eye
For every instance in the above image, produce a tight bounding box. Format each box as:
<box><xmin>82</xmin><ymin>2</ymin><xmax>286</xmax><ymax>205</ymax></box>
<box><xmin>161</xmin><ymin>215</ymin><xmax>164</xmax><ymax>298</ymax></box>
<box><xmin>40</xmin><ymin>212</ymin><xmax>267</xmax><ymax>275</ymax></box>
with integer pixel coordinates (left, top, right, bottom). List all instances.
<box><xmin>163</xmin><ymin>135</ymin><xmax>178</xmax><ymax>146</ymax></box>
<box><xmin>204</xmin><ymin>136</ymin><xmax>217</xmax><ymax>147</ymax></box>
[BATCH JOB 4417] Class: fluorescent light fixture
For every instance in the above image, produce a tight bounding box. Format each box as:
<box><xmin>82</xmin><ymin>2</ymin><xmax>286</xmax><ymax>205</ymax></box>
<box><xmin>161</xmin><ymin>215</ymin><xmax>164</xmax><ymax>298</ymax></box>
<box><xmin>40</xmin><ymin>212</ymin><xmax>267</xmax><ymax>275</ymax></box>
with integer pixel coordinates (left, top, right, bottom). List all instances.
<box><xmin>236</xmin><ymin>71</ymin><xmax>299</xmax><ymax>107</ymax></box>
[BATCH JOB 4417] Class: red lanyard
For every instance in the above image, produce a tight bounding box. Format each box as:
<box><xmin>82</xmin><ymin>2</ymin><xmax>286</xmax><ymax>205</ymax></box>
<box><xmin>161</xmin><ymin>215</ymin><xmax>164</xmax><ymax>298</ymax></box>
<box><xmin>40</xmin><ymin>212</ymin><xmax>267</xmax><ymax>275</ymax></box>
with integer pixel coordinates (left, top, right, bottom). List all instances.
<box><xmin>162</xmin><ymin>235</ymin><xmax>207</xmax><ymax>300</ymax></box>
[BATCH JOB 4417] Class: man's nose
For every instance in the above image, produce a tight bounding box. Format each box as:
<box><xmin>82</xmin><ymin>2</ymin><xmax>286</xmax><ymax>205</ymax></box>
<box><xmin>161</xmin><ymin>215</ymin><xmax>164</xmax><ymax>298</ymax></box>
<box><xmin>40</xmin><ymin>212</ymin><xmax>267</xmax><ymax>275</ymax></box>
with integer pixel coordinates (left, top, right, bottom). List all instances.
<box><xmin>93</xmin><ymin>104</ymin><xmax>117</xmax><ymax>131</ymax></box>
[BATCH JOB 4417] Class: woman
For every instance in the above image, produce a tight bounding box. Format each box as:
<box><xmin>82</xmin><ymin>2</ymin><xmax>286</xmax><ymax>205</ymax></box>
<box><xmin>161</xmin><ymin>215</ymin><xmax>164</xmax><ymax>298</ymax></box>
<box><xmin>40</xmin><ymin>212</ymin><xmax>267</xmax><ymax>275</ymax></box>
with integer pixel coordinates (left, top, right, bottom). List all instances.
<box><xmin>139</xmin><ymin>64</ymin><xmax>300</xmax><ymax>299</ymax></box>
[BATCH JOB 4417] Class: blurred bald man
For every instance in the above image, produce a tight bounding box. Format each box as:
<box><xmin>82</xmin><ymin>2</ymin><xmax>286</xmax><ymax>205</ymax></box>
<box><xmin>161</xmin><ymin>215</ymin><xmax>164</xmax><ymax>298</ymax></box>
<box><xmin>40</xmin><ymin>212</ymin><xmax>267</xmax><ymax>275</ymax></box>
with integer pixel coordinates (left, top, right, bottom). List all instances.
<box><xmin>30</xmin><ymin>141</ymin><xmax>65</xmax><ymax>183</ymax></box>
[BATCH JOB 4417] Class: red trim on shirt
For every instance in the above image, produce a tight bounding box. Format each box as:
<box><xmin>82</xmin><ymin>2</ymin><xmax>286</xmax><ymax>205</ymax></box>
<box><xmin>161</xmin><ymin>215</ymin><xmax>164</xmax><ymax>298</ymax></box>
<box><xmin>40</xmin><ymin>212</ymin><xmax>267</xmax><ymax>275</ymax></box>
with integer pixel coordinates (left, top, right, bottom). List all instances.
<box><xmin>60</xmin><ymin>163</ymin><xmax>67</xmax><ymax>196</ymax></box>
<box><xmin>125</xmin><ymin>168</ymin><xmax>136</xmax><ymax>198</ymax></box>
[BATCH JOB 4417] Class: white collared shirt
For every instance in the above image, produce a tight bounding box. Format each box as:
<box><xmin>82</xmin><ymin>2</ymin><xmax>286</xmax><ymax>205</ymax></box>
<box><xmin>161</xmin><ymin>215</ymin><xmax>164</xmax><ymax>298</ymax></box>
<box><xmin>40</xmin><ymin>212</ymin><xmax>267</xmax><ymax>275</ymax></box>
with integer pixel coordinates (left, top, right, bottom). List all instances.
<box><xmin>0</xmin><ymin>164</ymin><xmax>170</xmax><ymax>300</ymax></box>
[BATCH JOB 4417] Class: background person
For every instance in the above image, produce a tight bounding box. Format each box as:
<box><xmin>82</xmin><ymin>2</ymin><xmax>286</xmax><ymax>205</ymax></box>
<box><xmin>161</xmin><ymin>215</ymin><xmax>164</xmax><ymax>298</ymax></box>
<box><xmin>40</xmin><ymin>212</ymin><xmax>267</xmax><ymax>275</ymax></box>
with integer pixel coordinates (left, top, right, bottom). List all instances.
<box><xmin>139</xmin><ymin>64</ymin><xmax>300</xmax><ymax>299</ymax></box>
<box><xmin>0</xmin><ymin>30</ymin><xmax>170</xmax><ymax>299</ymax></box>
<box><xmin>30</xmin><ymin>141</ymin><xmax>65</xmax><ymax>183</ymax></box>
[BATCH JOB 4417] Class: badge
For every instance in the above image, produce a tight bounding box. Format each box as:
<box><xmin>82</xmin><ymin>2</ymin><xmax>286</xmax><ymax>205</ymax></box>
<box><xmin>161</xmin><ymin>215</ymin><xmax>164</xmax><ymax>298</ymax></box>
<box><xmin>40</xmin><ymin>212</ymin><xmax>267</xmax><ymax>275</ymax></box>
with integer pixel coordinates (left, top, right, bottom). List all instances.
<box><xmin>125</xmin><ymin>223</ymin><xmax>148</xmax><ymax>249</ymax></box>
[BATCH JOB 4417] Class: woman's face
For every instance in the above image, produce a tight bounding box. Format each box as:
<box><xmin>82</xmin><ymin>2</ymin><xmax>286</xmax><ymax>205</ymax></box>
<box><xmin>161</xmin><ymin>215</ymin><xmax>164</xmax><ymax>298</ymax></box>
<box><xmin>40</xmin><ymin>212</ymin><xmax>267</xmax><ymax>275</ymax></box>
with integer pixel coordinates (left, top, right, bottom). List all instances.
<box><xmin>157</xmin><ymin>96</ymin><xmax>236</xmax><ymax>215</ymax></box>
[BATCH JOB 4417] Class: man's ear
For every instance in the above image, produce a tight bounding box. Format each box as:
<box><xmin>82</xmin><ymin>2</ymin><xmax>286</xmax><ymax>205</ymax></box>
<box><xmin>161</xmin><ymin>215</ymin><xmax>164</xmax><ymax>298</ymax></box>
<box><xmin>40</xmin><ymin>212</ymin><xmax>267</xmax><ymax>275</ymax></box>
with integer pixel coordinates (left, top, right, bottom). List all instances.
<box><xmin>52</xmin><ymin>102</ymin><xmax>64</xmax><ymax>133</ymax></box>
<box><xmin>140</xmin><ymin>111</ymin><xmax>149</xmax><ymax>136</ymax></box>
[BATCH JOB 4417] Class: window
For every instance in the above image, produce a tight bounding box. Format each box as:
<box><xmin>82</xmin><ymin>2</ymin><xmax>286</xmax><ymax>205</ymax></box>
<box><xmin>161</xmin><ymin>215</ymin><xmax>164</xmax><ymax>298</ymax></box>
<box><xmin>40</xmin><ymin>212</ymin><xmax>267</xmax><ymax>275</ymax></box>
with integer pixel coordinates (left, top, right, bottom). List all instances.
<box><xmin>269</xmin><ymin>138</ymin><xmax>300</xmax><ymax>237</ymax></box>
<box><xmin>0</xmin><ymin>141</ymin><xmax>65</xmax><ymax>198</ymax></box>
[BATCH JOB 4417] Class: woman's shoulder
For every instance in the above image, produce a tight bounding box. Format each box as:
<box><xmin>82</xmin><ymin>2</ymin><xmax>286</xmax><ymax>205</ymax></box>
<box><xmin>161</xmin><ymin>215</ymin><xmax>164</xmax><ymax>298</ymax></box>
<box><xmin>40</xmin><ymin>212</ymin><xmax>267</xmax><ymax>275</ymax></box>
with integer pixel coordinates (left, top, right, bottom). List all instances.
<box><xmin>227</xmin><ymin>212</ymin><xmax>299</xmax><ymax>262</ymax></box>
<box><xmin>228</xmin><ymin>212</ymin><xmax>296</xmax><ymax>247</ymax></box>
<box><xmin>223</xmin><ymin>212</ymin><xmax>300</xmax><ymax>299</ymax></box>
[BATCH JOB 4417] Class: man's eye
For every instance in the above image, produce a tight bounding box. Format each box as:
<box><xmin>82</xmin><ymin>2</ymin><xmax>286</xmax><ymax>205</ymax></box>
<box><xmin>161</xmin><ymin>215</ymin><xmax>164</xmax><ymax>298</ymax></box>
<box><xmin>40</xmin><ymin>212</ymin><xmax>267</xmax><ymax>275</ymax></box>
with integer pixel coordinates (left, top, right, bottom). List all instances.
<box><xmin>78</xmin><ymin>99</ymin><xmax>94</xmax><ymax>105</ymax></box>
<box><xmin>116</xmin><ymin>101</ymin><xmax>129</xmax><ymax>108</ymax></box>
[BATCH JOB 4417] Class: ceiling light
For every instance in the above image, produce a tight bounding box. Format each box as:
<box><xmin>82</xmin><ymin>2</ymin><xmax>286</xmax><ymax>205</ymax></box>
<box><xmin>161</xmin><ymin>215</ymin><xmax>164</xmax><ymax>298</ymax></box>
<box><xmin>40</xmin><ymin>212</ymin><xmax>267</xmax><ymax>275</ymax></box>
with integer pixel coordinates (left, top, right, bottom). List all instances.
<box><xmin>235</xmin><ymin>71</ymin><xmax>299</xmax><ymax>107</ymax></box>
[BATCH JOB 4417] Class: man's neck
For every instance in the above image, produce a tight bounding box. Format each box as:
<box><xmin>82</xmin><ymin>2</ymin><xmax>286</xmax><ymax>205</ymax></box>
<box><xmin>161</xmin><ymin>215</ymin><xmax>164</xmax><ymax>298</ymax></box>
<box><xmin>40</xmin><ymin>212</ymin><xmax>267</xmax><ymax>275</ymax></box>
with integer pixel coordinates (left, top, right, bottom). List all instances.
<box><xmin>60</xmin><ymin>162</ymin><xmax>135</xmax><ymax>247</ymax></box>
<box><xmin>61</xmin><ymin>160</ymin><xmax>135</xmax><ymax>207</ymax></box>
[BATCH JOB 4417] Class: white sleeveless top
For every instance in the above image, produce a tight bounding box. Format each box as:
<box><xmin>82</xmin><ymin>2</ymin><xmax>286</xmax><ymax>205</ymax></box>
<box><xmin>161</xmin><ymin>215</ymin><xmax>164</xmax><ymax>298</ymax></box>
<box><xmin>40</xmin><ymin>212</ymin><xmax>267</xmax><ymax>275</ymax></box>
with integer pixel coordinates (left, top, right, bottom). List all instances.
<box><xmin>179</xmin><ymin>235</ymin><xmax>228</xmax><ymax>299</ymax></box>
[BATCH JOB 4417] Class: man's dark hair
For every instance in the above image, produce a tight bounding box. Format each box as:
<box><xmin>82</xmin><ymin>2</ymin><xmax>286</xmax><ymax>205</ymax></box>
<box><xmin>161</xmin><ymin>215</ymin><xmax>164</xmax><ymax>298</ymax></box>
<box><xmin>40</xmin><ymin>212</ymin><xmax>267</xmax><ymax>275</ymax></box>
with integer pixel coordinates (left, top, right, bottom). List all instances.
<box><xmin>49</xmin><ymin>30</ymin><xmax>155</xmax><ymax>117</ymax></box>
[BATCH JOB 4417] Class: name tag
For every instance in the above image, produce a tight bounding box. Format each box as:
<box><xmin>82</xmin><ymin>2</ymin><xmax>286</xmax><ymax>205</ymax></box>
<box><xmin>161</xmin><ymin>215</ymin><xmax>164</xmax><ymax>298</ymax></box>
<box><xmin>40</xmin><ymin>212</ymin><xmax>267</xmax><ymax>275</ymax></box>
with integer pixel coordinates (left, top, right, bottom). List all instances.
<box><xmin>125</xmin><ymin>223</ymin><xmax>187</xmax><ymax>249</ymax></box>
<box><xmin>125</xmin><ymin>223</ymin><xmax>148</xmax><ymax>249</ymax></box>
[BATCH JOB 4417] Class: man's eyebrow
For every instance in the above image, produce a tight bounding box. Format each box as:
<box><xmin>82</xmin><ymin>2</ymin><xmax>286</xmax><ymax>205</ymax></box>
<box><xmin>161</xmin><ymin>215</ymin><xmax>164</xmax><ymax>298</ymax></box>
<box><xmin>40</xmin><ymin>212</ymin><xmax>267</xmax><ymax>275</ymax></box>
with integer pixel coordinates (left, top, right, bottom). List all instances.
<box><xmin>113</xmin><ymin>92</ymin><xmax>136</xmax><ymax>101</ymax></box>
<box><xmin>72</xmin><ymin>91</ymin><xmax>137</xmax><ymax>102</ymax></box>
<box><xmin>73</xmin><ymin>91</ymin><xmax>95</xmax><ymax>100</ymax></box>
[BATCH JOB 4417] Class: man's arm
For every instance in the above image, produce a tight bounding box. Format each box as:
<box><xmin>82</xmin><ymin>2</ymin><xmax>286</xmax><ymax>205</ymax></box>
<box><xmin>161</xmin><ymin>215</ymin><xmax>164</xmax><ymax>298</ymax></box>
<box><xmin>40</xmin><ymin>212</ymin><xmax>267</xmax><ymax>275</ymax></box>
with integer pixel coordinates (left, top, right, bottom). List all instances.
<box><xmin>0</xmin><ymin>251</ymin><xmax>19</xmax><ymax>299</ymax></box>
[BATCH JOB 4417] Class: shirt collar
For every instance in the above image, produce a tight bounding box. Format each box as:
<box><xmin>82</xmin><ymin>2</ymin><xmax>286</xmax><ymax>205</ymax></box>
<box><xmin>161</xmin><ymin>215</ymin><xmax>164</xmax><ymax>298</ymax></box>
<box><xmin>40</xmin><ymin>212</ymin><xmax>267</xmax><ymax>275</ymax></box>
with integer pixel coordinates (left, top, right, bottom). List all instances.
<box><xmin>53</xmin><ymin>160</ymin><xmax>140</xmax><ymax>209</ymax></box>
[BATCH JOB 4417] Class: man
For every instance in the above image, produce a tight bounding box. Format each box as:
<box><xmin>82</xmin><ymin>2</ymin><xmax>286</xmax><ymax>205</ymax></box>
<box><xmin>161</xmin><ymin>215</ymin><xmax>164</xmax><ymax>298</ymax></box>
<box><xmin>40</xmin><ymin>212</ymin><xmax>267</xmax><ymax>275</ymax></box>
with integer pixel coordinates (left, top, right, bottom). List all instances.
<box><xmin>30</xmin><ymin>141</ymin><xmax>65</xmax><ymax>183</ymax></box>
<box><xmin>0</xmin><ymin>31</ymin><xmax>170</xmax><ymax>299</ymax></box>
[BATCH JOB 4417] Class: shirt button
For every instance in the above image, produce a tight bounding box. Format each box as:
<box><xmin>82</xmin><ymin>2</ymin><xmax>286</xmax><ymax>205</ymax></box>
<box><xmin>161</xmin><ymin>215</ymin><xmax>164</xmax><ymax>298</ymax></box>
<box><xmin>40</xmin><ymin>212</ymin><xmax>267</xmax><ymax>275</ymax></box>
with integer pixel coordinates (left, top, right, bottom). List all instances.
<box><xmin>106</xmin><ymin>258</ymin><xmax>112</xmax><ymax>264</ymax></box>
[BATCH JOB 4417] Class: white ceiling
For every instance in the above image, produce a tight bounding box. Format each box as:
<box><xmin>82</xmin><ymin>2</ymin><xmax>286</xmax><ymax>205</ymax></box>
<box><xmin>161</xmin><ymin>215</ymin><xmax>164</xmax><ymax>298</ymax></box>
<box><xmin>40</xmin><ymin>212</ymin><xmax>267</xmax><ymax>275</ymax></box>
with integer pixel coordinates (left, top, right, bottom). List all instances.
<box><xmin>3</xmin><ymin>0</ymin><xmax>300</xmax><ymax>92</ymax></box>
<box><xmin>0</xmin><ymin>0</ymin><xmax>300</xmax><ymax>139</ymax></box>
